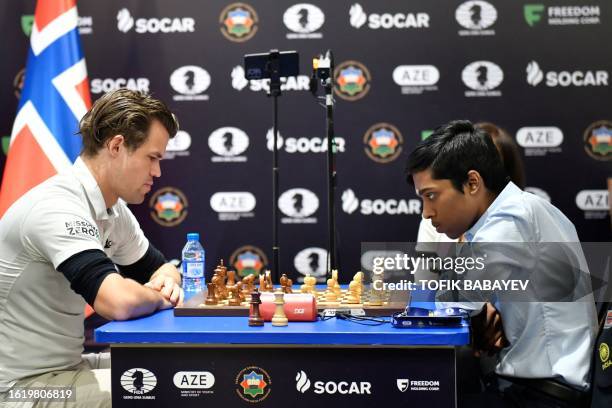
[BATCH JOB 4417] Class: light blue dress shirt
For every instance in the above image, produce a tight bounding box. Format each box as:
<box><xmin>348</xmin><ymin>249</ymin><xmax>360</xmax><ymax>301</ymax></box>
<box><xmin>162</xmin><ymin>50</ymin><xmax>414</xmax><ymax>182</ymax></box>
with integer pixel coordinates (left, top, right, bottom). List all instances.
<box><xmin>450</xmin><ymin>182</ymin><xmax>597</xmax><ymax>389</ymax></box>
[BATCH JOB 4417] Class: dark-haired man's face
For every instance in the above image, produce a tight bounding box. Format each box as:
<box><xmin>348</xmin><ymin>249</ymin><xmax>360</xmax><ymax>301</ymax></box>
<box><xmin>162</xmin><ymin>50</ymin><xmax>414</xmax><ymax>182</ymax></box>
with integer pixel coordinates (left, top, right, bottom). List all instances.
<box><xmin>413</xmin><ymin>169</ymin><xmax>481</xmax><ymax>239</ymax></box>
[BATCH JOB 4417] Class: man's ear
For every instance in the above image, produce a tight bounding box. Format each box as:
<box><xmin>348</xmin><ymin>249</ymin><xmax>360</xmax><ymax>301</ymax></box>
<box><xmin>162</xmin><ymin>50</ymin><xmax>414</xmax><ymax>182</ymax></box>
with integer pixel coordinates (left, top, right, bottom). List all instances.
<box><xmin>465</xmin><ymin>170</ymin><xmax>483</xmax><ymax>195</ymax></box>
<box><xmin>106</xmin><ymin>135</ymin><xmax>125</xmax><ymax>157</ymax></box>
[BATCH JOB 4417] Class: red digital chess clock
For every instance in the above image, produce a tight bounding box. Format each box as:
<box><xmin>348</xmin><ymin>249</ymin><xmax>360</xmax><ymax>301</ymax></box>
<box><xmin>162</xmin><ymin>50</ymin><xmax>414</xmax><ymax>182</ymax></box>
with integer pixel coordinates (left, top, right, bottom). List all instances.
<box><xmin>258</xmin><ymin>293</ymin><xmax>318</xmax><ymax>322</ymax></box>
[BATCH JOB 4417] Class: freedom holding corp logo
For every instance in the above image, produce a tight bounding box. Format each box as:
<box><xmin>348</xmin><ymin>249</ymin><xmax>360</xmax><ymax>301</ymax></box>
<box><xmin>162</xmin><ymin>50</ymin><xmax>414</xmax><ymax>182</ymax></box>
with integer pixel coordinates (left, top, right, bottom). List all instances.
<box><xmin>363</xmin><ymin>123</ymin><xmax>403</xmax><ymax>163</ymax></box>
<box><xmin>334</xmin><ymin>60</ymin><xmax>371</xmax><ymax>101</ymax></box>
<box><xmin>284</xmin><ymin>3</ymin><xmax>325</xmax><ymax>39</ymax></box>
<box><xmin>220</xmin><ymin>3</ymin><xmax>258</xmax><ymax>42</ymax></box>
<box><xmin>462</xmin><ymin>61</ymin><xmax>503</xmax><ymax>97</ymax></box>
<box><xmin>278</xmin><ymin>188</ymin><xmax>319</xmax><ymax>224</ymax></box>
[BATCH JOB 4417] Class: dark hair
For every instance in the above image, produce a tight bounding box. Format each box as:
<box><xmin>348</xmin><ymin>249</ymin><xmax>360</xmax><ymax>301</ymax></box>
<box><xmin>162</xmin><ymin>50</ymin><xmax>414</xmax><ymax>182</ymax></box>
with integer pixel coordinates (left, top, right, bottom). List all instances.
<box><xmin>406</xmin><ymin>120</ymin><xmax>509</xmax><ymax>194</ymax></box>
<box><xmin>475</xmin><ymin>122</ymin><xmax>526</xmax><ymax>189</ymax></box>
<box><xmin>79</xmin><ymin>89</ymin><xmax>178</xmax><ymax>157</ymax></box>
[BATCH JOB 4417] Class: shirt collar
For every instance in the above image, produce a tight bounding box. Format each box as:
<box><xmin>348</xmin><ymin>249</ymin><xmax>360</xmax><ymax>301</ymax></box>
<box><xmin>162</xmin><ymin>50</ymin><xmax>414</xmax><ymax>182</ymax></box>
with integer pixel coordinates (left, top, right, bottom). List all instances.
<box><xmin>72</xmin><ymin>157</ymin><xmax>118</xmax><ymax>221</ymax></box>
<box><xmin>464</xmin><ymin>181</ymin><xmax>521</xmax><ymax>242</ymax></box>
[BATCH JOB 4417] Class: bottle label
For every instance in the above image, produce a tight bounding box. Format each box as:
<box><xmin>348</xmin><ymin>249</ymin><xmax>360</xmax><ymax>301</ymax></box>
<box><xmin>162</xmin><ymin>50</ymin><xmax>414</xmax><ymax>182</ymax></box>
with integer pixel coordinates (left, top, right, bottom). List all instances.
<box><xmin>183</xmin><ymin>261</ymin><xmax>204</xmax><ymax>278</ymax></box>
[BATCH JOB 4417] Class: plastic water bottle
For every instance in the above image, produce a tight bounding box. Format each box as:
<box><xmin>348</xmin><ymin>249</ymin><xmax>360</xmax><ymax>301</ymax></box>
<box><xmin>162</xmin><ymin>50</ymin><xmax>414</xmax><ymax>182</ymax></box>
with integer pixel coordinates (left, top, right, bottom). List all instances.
<box><xmin>182</xmin><ymin>233</ymin><xmax>205</xmax><ymax>292</ymax></box>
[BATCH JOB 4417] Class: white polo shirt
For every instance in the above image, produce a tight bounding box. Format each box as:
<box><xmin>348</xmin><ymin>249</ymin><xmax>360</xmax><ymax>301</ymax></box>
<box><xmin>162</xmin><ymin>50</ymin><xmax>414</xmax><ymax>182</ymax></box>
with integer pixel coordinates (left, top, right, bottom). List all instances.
<box><xmin>0</xmin><ymin>157</ymin><xmax>149</xmax><ymax>391</ymax></box>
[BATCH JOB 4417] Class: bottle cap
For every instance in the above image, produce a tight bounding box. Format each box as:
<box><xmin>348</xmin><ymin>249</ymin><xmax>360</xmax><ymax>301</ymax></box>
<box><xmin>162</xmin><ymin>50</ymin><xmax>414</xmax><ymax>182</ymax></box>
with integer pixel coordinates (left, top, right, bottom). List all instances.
<box><xmin>187</xmin><ymin>232</ymin><xmax>200</xmax><ymax>241</ymax></box>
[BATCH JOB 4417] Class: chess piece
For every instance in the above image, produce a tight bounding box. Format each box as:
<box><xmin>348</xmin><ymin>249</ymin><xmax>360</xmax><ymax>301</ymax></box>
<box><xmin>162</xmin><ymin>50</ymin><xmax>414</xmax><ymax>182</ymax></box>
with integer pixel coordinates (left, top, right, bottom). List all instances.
<box><xmin>211</xmin><ymin>272</ymin><xmax>227</xmax><ymax>300</ymax></box>
<box><xmin>368</xmin><ymin>269</ymin><xmax>384</xmax><ymax>306</ymax></box>
<box><xmin>264</xmin><ymin>270</ymin><xmax>274</xmax><ymax>292</ymax></box>
<box><xmin>331</xmin><ymin>269</ymin><xmax>342</xmax><ymax>296</ymax></box>
<box><xmin>248</xmin><ymin>289</ymin><xmax>264</xmax><ymax>326</ymax></box>
<box><xmin>280</xmin><ymin>274</ymin><xmax>293</xmax><ymax>294</ymax></box>
<box><xmin>227</xmin><ymin>284</ymin><xmax>241</xmax><ymax>306</ymax></box>
<box><xmin>271</xmin><ymin>291</ymin><xmax>288</xmax><ymax>326</ymax></box>
<box><xmin>300</xmin><ymin>274</ymin><xmax>315</xmax><ymax>294</ymax></box>
<box><xmin>204</xmin><ymin>282</ymin><xmax>218</xmax><ymax>305</ymax></box>
<box><xmin>242</xmin><ymin>274</ymin><xmax>255</xmax><ymax>298</ymax></box>
<box><xmin>346</xmin><ymin>279</ymin><xmax>361</xmax><ymax>304</ymax></box>
<box><xmin>227</xmin><ymin>270</ymin><xmax>236</xmax><ymax>287</ymax></box>
<box><xmin>259</xmin><ymin>273</ymin><xmax>268</xmax><ymax>292</ymax></box>
<box><xmin>353</xmin><ymin>271</ymin><xmax>364</xmax><ymax>296</ymax></box>
<box><xmin>325</xmin><ymin>278</ymin><xmax>338</xmax><ymax>302</ymax></box>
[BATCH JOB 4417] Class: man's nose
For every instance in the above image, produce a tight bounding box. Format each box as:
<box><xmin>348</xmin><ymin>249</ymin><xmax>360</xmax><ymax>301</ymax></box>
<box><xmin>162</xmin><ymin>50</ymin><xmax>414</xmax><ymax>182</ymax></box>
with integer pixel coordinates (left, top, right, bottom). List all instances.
<box><xmin>421</xmin><ymin>201</ymin><xmax>434</xmax><ymax>219</ymax></box>
<box><xmin>151</xmin><ymin>160</ymin><xmax>161</xmax><ymax>177</ymax></box>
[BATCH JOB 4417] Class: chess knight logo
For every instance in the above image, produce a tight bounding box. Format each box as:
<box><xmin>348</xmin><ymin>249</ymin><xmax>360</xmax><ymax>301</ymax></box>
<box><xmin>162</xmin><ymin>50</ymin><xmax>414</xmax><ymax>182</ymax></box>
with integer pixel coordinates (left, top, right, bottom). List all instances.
<box><xmin>583</xmin><ymin>120</ymin><xmax>612</xmax><ymax>161</ymax></box>
<box><xmin>149</xmin><ymin>187</ymin><xmax>188</xmax><ymax>227</ymax></box>
<box><xmin>278</xmin><ymin>188</ymin><xmax>319</xmax><ymax>223</ymax></box>
<box><xmin>333</xmin><ymin>60</ymin><xmax>371</xmax><ymax>101</ymax></box>
<box><xmin>455</xmin><ymin>1</ymin><xmax>497</xmax><ymax>34</ymax></box>
<box><xmin>208</xmin><ymin>126</ymin><xmax>249</xmax><ymax>161</ymax></box>
<box><xmin>220</xmin><ymin>2</ymin><xmax>258</xmax><ymax>42</ymax></box>
<box><xmin>283</xmin><ymin>3</ymin><xmax>325</xmax><ymax>39</ymax></box>
<box><xmin>462</xmin><ymin>61</ymin><xmax>503</xmax><ymax>97</ymax></box>
<box><xmin>230</xmin><ymin>246</ymin><xmax>268</xmax><ymax>277</ymax></box>
<box><xmin>170</xmin><ymin>65</ymin><xmax>210</xmax><ymax>101</ymax></box>
<box><xmin>235</xmin><ymin>366</ymin><xmax>271</xmax><ymax>402</ymax></box>
<box><xmin>120</xmin><ymin>368</ymin><xmax>157</xmax><ymax>395</ymax></box>
<box><xmin>363</xmin><ymin>123</ymin><xmax>403</xmax><ymax>163</ymax></box>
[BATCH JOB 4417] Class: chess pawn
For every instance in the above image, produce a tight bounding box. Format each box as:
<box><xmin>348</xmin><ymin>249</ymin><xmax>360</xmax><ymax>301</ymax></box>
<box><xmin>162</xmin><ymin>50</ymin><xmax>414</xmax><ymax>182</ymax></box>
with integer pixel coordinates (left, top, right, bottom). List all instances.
<box><xmin>271</xmin><ymin>292</ymin><xmax>288</xmax><ymax>327</ymax></box>
<box><xmin>249</xmin><ymin>290</ymin><xmax>264</xmax><ymax>327</ymax></box>
<box><xmin>204</xmin><ymin>282</ymin><xmax>218</xmax><ymax>305</ymax></box>
<box><xmin>300</xmin><ymin>274</ymin><xmax>312</xmax><ymax>293</ymax></box>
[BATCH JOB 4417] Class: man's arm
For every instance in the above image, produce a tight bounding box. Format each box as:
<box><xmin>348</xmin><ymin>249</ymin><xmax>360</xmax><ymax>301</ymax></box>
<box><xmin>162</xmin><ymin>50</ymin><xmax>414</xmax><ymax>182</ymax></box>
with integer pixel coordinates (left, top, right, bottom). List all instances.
<box><xmin>94</xmin><ymin>274</ymin><xmax>172</xmax><ymax>320</ymax></box>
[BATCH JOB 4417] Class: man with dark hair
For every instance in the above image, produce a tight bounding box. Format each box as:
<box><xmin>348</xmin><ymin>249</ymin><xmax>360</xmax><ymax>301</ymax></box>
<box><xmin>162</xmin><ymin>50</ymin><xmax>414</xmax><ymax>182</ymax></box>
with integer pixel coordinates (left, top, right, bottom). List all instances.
<box><xmin>0</xmin><ymin>89</ymin><xmax>182</xmax><ymax>407</ymax></box>
<box><xmin>407</xmin><ymin>120</ymin><xmax>597</xmax><ymax>407</ymax></box>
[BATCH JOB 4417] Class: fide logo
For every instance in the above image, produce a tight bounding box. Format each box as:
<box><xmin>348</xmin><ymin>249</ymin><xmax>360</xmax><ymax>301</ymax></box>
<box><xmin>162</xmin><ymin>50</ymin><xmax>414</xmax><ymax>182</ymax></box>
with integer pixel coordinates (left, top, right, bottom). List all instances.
<box><xmin>164</xmin><ymin>130</ymin><xmax>191</xmax><ymax>159</ymax></box>
<box><xmin>229</xmin><ymin>246</ymin><xmax>268</xmax><ymax>278</ymax></box>
<box><xmin>334</xmin><ymin>60</ymin><xmax>371</xmax><ymax>101</ymax></box>
<box><xmin>120</xmin><ymin>368</ymin><xmax>157</xmax><ymax>397</ymax></box>
<box><xmin>170</xmin><ymin>65</ymin><xmax>210</xmax><ymax>101</ymax></box>
<box><xmin>149</xmin><ymin>187</ymin><xmax>188</xmax><ymax>227</ymax></box>
<box><xmin>294</xmin><ymin>247</ymin><xmax>329</xmax><ymax>283</ymax></box>
<box><xmin>235</xmin><ymin>366</ymin><xmax>271</xmax><ymax>402</ymax></box>
<box><xmin>462</xmin><ymin>61</ymin><xmax>503</xmax><ymax>97</ymax></box>
<box><xmin>284</xmin><ymin>3</ymin><xmax>325</xmax><ymax>39</ymax></box>
<box><xmin>455</xmin><ymin>1</ymin><xmax>497</xmax><ymax>36</ymax></box>
<box><xmin>278</xmin><ymin>188</ymin><xmax>319</xmax><ymax>224</ymax></box>
<box><xmin>363</xmin><ymin>123</ymin><xmax>403</xmax><ymax>163</ymax></box>
<box><xmin>583</xmin><ymin>121</ymin><xmax>612</xmax><ymax>161</ymax></box>
<box><xmin>208</xmin><ymin>126</ymin><xmax>249</xmax><ymax>162</ymax></box>
<box><xmin>220</xmin><ymin>3</ymin><xmax>258</xmax><ymax>42</ymax></box>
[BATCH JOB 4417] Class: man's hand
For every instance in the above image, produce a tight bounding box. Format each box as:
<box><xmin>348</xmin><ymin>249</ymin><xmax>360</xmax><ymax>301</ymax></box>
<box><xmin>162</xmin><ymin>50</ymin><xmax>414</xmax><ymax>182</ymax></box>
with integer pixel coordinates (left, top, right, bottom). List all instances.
<box><xmin>471</xmin><ymin>302</ymin><xmax>509</xmax><ymax>356</ymax></box>
<box><xmin>145</xmin><ymin>273</ymin><xmax>184</xmax><ymax>307</ymax></box>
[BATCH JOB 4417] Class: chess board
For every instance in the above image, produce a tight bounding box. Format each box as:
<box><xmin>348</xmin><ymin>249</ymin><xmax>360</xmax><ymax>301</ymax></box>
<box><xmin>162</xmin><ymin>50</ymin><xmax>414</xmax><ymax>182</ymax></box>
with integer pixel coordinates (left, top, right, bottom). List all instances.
<box><xmin>174</xmin><ymin>287</ymin><xmax>409</xmax><ymax>317</ymax></box>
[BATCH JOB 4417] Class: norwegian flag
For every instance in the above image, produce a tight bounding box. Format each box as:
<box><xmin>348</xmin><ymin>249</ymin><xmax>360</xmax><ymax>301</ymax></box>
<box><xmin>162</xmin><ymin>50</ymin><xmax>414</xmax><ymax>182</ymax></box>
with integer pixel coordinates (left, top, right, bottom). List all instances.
<box><xmin>0</xmin><ymin>0</ymin><xmax>91</xmax><ymax>217</ymax></box>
